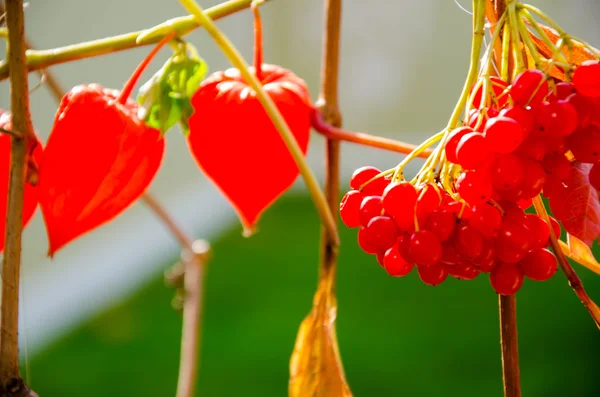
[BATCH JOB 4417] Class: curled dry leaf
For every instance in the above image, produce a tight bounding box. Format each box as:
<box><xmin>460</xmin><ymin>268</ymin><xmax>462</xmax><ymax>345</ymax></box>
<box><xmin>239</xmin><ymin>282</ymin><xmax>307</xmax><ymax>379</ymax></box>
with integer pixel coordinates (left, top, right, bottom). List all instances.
<box><xmin>559</xmin><ymin>234</ymin><xmax>600</xmax><ymax>275</ymax></box>
<box><xmin>289</xmin><ymin>278</ymin><xmax>353</xmax><ymax>397</ymax></box>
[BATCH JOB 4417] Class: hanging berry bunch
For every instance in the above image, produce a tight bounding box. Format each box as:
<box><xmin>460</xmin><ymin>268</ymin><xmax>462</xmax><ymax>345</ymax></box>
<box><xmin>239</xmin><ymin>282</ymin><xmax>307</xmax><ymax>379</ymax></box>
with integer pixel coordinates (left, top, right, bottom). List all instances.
<box><xmin>340</xmin><ymin>0</ymin><xmax>600</xmax><ymax>296</ymax></box>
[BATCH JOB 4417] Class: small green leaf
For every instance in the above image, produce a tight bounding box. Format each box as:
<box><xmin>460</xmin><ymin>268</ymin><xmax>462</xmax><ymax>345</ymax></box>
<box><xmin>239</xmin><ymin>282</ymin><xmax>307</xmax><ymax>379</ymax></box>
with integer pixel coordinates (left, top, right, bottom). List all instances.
<box><xmin>137</xmin><ymin>42</ymin><xmax>208</xmax><ymax>135</ymax></box>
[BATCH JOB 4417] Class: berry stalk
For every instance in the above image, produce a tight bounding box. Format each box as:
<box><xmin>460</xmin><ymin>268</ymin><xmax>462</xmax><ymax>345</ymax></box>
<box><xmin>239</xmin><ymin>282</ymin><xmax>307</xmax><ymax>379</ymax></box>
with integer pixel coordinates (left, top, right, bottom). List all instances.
<box><xmin>179</xmin><ymin>0</ymin><xmax>340</xmax><ymax>245</ymax></box>
<box><xmin>251</xmin><ymin>2</ymin><xmax>264</xmax><ymax>82</ymax></box>
<box><xmin>499</xmin><ymin>294</ymin><xmax>522</xmax><ymax>397</ymax></box>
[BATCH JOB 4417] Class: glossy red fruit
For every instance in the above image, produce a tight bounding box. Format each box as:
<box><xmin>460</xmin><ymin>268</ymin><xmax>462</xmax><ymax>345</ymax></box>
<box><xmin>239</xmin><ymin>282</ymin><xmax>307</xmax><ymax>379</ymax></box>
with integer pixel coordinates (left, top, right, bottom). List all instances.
<box><xmin>498</xmin><ymin>200</ymin><xmax>526</xmax><ymax>224</ymax></box>
<box><xmin>365</xmin><ymin>216</ymin><xmax>399</xmax><ymax>252</ymax></box>
<box><xmin>510</xmin><ymin>69</ymin><xmax>549</xmax><ymax>107</ymax></box>
<box><xmin>468</xmin><ymin>203</ymin><xmax>503</xmax><ymax>238</ymax></box>
<box><xmin>573</xmin><ymin>60</ymin><xmax>600</xmax><ymax>98</ymax></box>
<box><xmin>350</xmin><ymin>166</ymin><xmax>389</xmax><ymax>195</ymax></box>
<box><xmin>383</xmin><ymin>243</ymin><xmax>414</xmax><ymax>277</ymax></box>
<box><xmin>490</xmin><ymin>262</ymin><xmax>524</xmax><ymax>295</ymax></box>
<box><xmin>475</xmin><ymin>241</ymin><xmax>496</xmax><ymax>272</ymax></box>
<box><xmin>339</xmin><ymin>190</ymin><xmax>365</xmax><ymax>228</ymax></box>
<box><xmin>498</xmin><ymin>220</ymin><xmax>532</xmax><ymax>252</ymax></box>
<box><xmin>566</xmin><ymin>93</ymin><xmax>593</xmax><ymax>126</ymax></box>
<box><xmin>499</xmin><ymin>106</ymin><xmax>534</xmax><ymax>136</ymax></box>
<box><xmin>445</xmin><ymin>127</ymin><xmax>474</xmax><ymax>163</ymax></box>
<box><xmin>417</xmin><ymin>264</ymin><xmax>448</xmax><ymax>286</ymax></box>
<box><xmin>472</xmin><ymin>76</ymin><xmax>508</xmax><ymax>108</ymax></box>
<box><xmin>456</xmin><ymin>170</ymin><xmax>493</xmax><ymax>205</ymax></box>
<box><xmin>523</xmin><ymin>214</ymin><xmax>551</xmax><ymax>248</ymax></box>
<box><xmin>549</xmin><ymin>82</ymin><xmax>576</xmax><ymax>101</ymax></box>
<box><xmin>490</xmin><ymin>154</ymin><xmax>525</xmax><ymax>191</ymax></box>
<box><xmin>520</xmin><ymin>248</ymin><xmax>558</xmax><ymax>281</ymax></box>
<box><xmin>382</xmin><ymin>181</ymin><xmax>417</xmax><ymax>217</ymax></box>
<box><xmin>359</xmin><ymin>195</ymin><xmax>383</xmax><ymax>227</ymax></box>
<box><xmin>441</xmin><ymin>242</ymin><xmax>461</xmax><ymax>265</ymax></box>
<box><xmin>542</xmin><ymin>153</ymin><xmax>572</xmax><ymax>181</ymax></box>
<box><xmin>535</xmin><ymin>100</ymin><xmax>578</xmax><ymax>137</ymax></box>
<box><xmin>40</xmin><ymin>85</ymin><xmax>164</xmax><ymax>255</ymax></box>
<box><xmin>544</xmin><ymin>137</ymin><xmax>568</xmax><ymax>155</ymax></box>
<box><xmin>376</xmin><ymin>252</ymin><xmax>385</xmax><ymax>267</ymax></box>
<box><xmin>448</xmin><ymin>262</ymin><xmax>480</xmax><ymax>280</ymax></box>
<box><xmin>549</xmin><ymin>216</ymin><xmax>561</xmax><ymax>238</ymax></box>
<box><xmin>0</xmin><ymin>112</ymin><xmax>43</xmax><ymax>253</ymax></box>
<box><xmin>567</xmin><ymin>125</ymin><xmax>600</xmax><ymax>163</ymax></box>
<box><xmin>520</xmin><ymin>159</ymin><xmax>547</xmax><ymax>199</ymax></box>
<box><xmin>589</xmin><ymin>162</ymin><xmax>600</xmax><ymax>191</ymax></box>
<box><xmin>455</xmin><ymin>225</ymin><xmax>484</xmax><ymax>259</ymax></box>
<box><xmin>466</xmin><ymin>107</ymin><xmax>499</xmax><ymax>131</ymax></box>
<box><xmin>517</xmin><ymin>136</ymin><xmax>546</xmax><ymax>161</ymax></box>
<box><xmin>484</xmin><ymin>116</ymin><xmax>525</xmax><ymax>153</ymax></box>
<box><xmin>409</xmin><ymin>230</ymin><xmax>442</xmax><ymax>266</ymax></box>
<box><xmin>358</xmin><ymin>227</ymin><xmax>379</xmax><ymax>254</ymax></box>
<box><xmin>455</xmin><ymin>132</ymin><xmax>489</xmax><ymax>169</ymax></box>
<box><xmin>424</xmin><ymin>209</ymin><xmax>457</xmax><ymax>242</ymax></box>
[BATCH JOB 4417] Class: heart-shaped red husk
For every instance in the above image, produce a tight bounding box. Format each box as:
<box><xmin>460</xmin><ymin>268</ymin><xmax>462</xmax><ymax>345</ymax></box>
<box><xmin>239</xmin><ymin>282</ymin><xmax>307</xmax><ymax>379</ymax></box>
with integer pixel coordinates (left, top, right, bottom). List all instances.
<box><xmin>0</xmin><ymin>111</ymin><xmax>42</xmax><ymax>252</ymax></box>
<box><xmin>38</xmin><ymin>85</ymin><xmax>164</xmax><ymax>256</ymax></box>
<box><xmin>187</xmin><ymin>64</ymin><xmax>312</xmax><ymax>235</ymax></box>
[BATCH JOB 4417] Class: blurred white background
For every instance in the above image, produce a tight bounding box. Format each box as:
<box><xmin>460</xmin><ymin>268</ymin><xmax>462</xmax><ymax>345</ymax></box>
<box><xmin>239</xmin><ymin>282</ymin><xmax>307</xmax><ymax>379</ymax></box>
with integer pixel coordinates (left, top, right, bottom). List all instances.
<box><xmin>0</xmin><ymin>0</ymin><xmax>598</xmax><ymax>353</ymax></box>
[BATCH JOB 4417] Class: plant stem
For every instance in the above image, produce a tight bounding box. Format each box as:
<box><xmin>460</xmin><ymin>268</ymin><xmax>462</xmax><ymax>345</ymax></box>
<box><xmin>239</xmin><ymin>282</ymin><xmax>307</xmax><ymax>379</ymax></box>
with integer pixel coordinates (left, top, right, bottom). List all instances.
<box><xmin>0</xmin><ymin>0</ymin><xmax>261</xmax><ymax>82</ymax></box>
<box><xmin>1</xmin><ymin>1</ymin><xmax>36</xmax><ymax>395</ymax></box>
<box><xmin>499</xmin><ymin>295</ymin><xmax>522</xmax><ymax>397</ymax></box>
<box><xmin>311</xmin><ymin>111</ymin><xmax>432</xmax><ymax>158</ymax></box>
<box><xmin>179</xmin><ymin>0</ymin><xmax>339</xmax><ymax>246</ymax></box>
<box><xmin>251</xmin><ymin>3</ymin><xmax>263</xmax><ymax>82</ymax></box>
<box><xmin>532</xmin><ymin>196</ymin><xmax>600</xmax><ymax>328</ymax></box>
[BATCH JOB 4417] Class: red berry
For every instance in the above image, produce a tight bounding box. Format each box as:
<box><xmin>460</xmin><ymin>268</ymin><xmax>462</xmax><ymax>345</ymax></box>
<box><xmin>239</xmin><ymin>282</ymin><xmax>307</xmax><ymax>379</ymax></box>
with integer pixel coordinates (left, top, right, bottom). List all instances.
<box><xmin>517</xmin><ymin>136</ymin><xmax>546</xmax><ymax>161</ymax></box>
<box><xmin>490</xmin><ymin>154</ymin><xmax>525</xmax><ymax>191</ymax></box>
<box><xmin>366</xmin><ymin>216</ymin><xmax>399</xmax><ymax>252</ymax></box>
<box><xmin>495</xmin><ymin>241</ymin><xmax>526</xmax><ymax>264</ymax></box>
<box><xmin>566</xmin><ymin>93</ymin><xmax>593</xmax><ymax>126</ymax></box>
<box><xmin>445</xmin><ymin>127</ymin><xmax>474</xmax><ymax>163</ymax></box>
<box><xmin>535</xmin><ymin>100</ymin><xmax>578</xmax><ymax>137</ymax></box>
<box><xmin>359</xmin><ymin>195</ymin><xmax>383</xmax><ymax>226</ymax></box>
<box><xmin>456</xmin><ymin>170</ymin><xmax>493</xmax><ymax>205</ymax></box>
<box><xmin>498</xmin><ymin>221</ymin><xmax>532</xmax><ymax>252</ymax></box>
<box><xmin>455</xmin><ymin>225</ymin><xmax>484</xmax><ymax>259</ymax></box>
<box><xmin>383</xmin><ymin>243</ymin><xmax>414</xmax><ymax>277</ymax></box>
<box><xmin>339</xmin><ymin>190</ymin><xmax>365</xmax><ymax>228</ymax></box>
<box><xmin>466</xmin><ymin>107</ymin><xmax>500</xmax><ymax>131</ymax></box>
<box><xmin>476</xmin><ymin>241</ymin><xmax>497</xmax><ymax>272</ymax></box>
<box><xmin>520</xmin><ymin>159</ymin><xmax>546</xmax><ymax>199</ymax></box>
<box><xmin>549</xmin><ymin>82</ymin><xmax>576</xmax><ymax>101</ymax></box>
<box><xmin>542</xmin><ymin>176</ymin><xmax>566</xmax><ymax>198</ymax></box>
<box><xmin>510</xmin><ymin>69</ymin><xmax>549</xmax><ymax>107</ymax></box>
<box><xmin>358</xmin><ymin>227</ymin><xmax>379</xmax><ymax>254</ymax></box>
<box><xmin>418</xmin><ymin>264</ymin><xmax>448</xmax><ymax>286</ymax></box>
<box><xmin>589</xmin><ymin>162</ymin><xmax>600</xmax><ymax>191</ymax></box>
<box><xmin>520</xmin><ymin>248</ymin><xmax>558</xmax><ymax>281</ymax></box>
<box><xmin>490</xmin><ymin>262</ymin><xmax>525</xmax><ymax>295</ymax></box>
<box><xmin>573</xmin><ymin>60</ymin><xmax>600</xmax><ymax>98</ymax></box>
<box><xmin>424</xmin><ymin>209</ymin><xmax>457</xmax><ymax>242</ymax></box>
<box><xmin>523</xmin><ymin>214</ymin><xmax>550</xmax><ymax>248</ymax></box>
<box><xmin>382</xmin><ymin>181</ymin><xmax>417</xmax><ymax>217</ymax></box>
<box><xmin>472</xmin><ymin>76</ymin><xmax>509</xmax><ymax>108</ymax></box>
<box><xmin>568</xmin><ymin>125</ymin><xmax>600</xmax><ymax>163</ymax></box>
<box><xmin>517</xmin><ymin>198</ymin><xmax>533</xmax><ymax>210</ymax></box>
<box><xmin>468</xmin><ymin>203</ymin><xmax>503</xmax><ymax>238</ymax></box>
<box><xmin>455</xmin><ymin>132</ymin><xmax>490</xmax><ymax>169</ymax></box>
<box><xmin>416</xmin><ymin>184</ymin><xmax>442</xmax><ymax>216</ymax></box>
<box><xmin>409</xmin><ymin>230</ymin><xmax>442</xmax><ymax>266</ymax></box>
<box><xmin>448</xmin><ymin>262</ymin><xmax>480</xmax><ymax>280</ymax></box>
<box><xmin>350</xmin><ymin>166</ymin><xmax>389</xmax><ymax>195</ymax></box>
<box><xmin>499</xmin><ymin>106</ymin><xmax>534</xmax><ymax>136</ymax></box>
<box><xmin>441</xmin><ymin>242</ymin><xmax>461</xmax><ymax>265</ymax></box>
<box><xmin>542</xmin><ymin>153</ymin><xmax>572</xmax><ymax>181</ymax></box>
<box><xmin>498</xmin><ymin>200</ymin><xmax>526</xmax><ymax>224</ymax></box>
<box><xmin>484</xmin><ymin>116</ymin><xmax>525</xmax><ymax>153</ymax></box>
<box><xmin>544</xmin><ymin>137</ymin><xmax>568</xmax><ymax>155</ymax></box>
<box><xmin>549</xmin><ymin>216</ymin><xmax>561</xmax><ymax>238</ymax></box>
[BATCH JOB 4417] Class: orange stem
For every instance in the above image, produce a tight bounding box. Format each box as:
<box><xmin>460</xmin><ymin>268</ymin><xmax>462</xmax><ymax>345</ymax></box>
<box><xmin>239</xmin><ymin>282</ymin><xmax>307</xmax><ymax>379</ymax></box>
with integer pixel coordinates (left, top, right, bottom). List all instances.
<box><xmin>311</xmin><ymin>111</ymin><xmax>432</xmax><ymax>159</ymax></box>
<box><xmin>117</xmin><ymin>31</ymin><xmax>176</xmax><ymax>104</ymax></box>
<box><xmin>252</xmin><ymin>3</ymin><xmax>263</xmax><ymax>81</ymax></box>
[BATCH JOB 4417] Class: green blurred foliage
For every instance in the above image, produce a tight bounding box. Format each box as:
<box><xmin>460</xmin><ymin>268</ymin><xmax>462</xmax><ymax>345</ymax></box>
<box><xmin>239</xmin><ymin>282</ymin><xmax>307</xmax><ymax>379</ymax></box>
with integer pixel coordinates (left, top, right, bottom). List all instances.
<box><xmin>30</xmin><ymin>196</ymin><xmax>600</xmax><ymax>396</ymax></box>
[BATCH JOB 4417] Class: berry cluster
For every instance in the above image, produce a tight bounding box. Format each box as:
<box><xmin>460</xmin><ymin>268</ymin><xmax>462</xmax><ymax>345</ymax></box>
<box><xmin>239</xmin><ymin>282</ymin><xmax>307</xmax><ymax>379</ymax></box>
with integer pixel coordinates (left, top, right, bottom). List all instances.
<box><xmin>339</xmin><ymin>166</ymin><xmax>560</xmax><ymax>295</ymax></box>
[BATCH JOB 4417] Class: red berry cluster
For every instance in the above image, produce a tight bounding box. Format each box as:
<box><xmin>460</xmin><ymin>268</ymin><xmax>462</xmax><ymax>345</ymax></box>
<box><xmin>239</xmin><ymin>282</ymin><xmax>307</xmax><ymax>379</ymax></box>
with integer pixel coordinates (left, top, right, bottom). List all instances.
<box><xmin>339</xmin><ymin>166</ymin><xmax>560</xmax><ymax>295</ymax></box>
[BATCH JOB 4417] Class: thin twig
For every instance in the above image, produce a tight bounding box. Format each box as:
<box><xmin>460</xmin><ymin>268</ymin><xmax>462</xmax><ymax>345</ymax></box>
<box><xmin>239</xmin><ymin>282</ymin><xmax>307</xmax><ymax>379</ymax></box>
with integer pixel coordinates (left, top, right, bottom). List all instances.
<box><xmin>311</xmin><ymin>111</ymin><xmax>432</xmax><ymax>159</ymax></box>
<box><xmin>1</xmin><ymin>0</ymin><xmax>37</xmax><ymax>396</ymax></box>
<box><xmin>0</xmin><ymin>127</ymin><xmax>22</xmax><ymax>139</ymax></box>
<box><xmin>499</xmin><ymin>295</ymin><xmax>521</xmax><ymax>397</ymax></box>
<box><xmin>0</xmin><ymin>0</ymin><xmax>264</xmax><ymax>81</ymax></box>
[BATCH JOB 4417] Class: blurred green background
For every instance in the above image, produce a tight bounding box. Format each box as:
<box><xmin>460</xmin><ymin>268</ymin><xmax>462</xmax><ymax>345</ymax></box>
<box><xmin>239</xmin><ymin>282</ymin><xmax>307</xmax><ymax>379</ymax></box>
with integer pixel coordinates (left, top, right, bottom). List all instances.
<box><xmin>29</xmin><ymin>196</ymin><xmax>600</xmax><ymax>396</ymax></box>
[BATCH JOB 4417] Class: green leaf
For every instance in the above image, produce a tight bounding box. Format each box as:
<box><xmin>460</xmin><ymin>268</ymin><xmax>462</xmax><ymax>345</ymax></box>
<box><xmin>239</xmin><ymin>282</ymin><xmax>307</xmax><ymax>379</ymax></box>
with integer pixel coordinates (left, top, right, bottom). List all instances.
<box><xmin>137</xmin><ymin>42</ymin><xmax>208</xmax><ymax>135</ymax></box>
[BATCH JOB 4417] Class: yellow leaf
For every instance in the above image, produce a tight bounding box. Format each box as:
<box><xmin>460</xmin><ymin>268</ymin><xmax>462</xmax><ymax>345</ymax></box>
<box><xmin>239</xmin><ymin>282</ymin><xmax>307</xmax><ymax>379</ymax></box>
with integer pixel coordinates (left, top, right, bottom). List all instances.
<box><xmin>559</xmin><ymin>234</ymin><xmax>600</xmax><ymax>275</ymax></box>
<box><xmin>289</xmin><ymin>279</ymin><xmax>353</xmax><ymax>397</ymax></box>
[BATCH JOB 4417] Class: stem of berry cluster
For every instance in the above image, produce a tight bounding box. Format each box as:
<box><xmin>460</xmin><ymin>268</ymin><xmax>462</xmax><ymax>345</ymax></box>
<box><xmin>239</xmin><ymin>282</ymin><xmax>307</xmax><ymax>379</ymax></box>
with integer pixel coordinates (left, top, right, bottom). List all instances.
<box><xmin>179</xmin><ymin>0</ymin><xmax>340</xmax><ymax>246</ymax></box>
<box><xmin>1</xmin><ymin>1</ymin><xmax>37</xmax><ymax>396</ymax></box>
<box><xmin>0</xmin><ymin>0</ymin><xmax>263</xmax><ymax>82</ymax></box>
<box><xmin>485</xmin><ymin>1</ymin><xmax>523</xmax><ymax>397</ymax></box>
<box><xmin>311</xmin><ymin>111</ymin><xmax>433</xmax><ymax>158</ymax></box>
